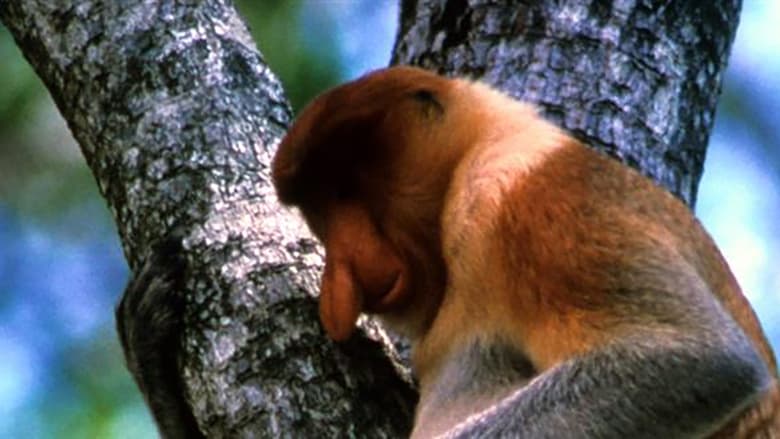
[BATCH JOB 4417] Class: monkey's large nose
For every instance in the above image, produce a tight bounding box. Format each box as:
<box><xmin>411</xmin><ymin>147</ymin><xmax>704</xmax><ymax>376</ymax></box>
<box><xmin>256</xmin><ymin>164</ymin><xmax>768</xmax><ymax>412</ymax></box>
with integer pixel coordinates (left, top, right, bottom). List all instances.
<box><xmin>319</xmin><ymin>261</ymin><xmax>362</xmax><ymax>342</ymax></box>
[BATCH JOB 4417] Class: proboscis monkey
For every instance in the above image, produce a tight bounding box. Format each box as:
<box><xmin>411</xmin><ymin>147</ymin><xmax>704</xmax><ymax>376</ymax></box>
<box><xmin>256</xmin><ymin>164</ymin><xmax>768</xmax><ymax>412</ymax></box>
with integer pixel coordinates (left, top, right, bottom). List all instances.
<box><xmin>272</xmin><ymin>66</ymin><xmax>779</xmax><ymax>438</ymax></box>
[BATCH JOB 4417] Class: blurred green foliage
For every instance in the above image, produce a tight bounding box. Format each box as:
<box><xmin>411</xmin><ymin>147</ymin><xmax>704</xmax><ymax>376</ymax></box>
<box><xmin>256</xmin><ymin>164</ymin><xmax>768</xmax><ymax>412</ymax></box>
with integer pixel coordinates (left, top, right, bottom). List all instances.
<box><xmin>236</xmin><ymin>0</ymin><xmax>343</xmax><ymax>111</ymax></box>
<box><xmin>0</xmin><ymin>26</ymin><xmax>92</xmax><ymax>219</ymax></box>
<box><xmin>0</xmin><ymin>27</ymin><xmax>43</xmax><ymax>130</ymax></box>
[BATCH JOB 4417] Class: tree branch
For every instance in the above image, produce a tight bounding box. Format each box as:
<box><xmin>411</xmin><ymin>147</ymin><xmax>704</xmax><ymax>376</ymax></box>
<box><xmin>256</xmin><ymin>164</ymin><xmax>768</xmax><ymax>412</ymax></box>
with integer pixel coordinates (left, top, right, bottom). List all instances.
<box><xmin>1</xmin><ymin>1</ymin><xmax>415</xmax><ymax>436</ymax></box>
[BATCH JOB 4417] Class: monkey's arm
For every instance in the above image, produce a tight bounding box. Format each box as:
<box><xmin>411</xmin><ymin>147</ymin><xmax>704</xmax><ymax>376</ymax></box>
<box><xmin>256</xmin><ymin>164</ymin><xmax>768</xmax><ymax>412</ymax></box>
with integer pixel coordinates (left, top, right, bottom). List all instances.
<box><xmin>440</xmin><ymin>329</ymin><xmax>769</xmax><ymax>439</ymax></box>
<box><xmin>115</xmin><ymin>233</ymin><xmax>204</xmax><ymax>439</ymax></box>
<box><xmin>440</xmin><ymin>138</ymin><xmax>777</xmax><ymax>438</ymax></box>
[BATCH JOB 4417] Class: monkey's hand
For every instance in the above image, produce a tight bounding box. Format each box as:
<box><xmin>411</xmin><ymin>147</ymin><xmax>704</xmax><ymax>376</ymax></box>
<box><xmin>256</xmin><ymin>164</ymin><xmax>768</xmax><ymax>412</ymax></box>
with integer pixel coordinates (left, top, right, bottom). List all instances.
<box><xmin>115</xmin><ymin>231</ymin><xmax>204</xmax><ymax>439</ymax></box>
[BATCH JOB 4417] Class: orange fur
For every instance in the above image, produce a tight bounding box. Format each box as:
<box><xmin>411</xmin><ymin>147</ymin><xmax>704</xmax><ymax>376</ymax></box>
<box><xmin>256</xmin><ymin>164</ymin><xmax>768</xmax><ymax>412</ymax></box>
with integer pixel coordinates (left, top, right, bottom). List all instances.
<box><xmin>272</xmin><ymin>66</ymin><xmax>779</xmax><ymax>438</ymax></box>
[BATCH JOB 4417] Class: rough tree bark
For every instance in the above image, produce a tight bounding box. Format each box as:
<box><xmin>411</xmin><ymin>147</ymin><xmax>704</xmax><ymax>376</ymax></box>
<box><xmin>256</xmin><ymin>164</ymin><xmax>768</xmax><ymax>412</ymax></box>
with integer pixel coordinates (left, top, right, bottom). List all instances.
<box><xmin>0</xmin><ymin>1</ymin><xmax>415</xmax><ymax>437</ymax></box>
<box><xmin>395</xmin><ymin>0</ymin><xmax>741</xmax><ymax>205</ymax></box>
<box><xmin>0</xmin><ymin>0</ymin><xmax>740</xmax><ymax>437</ymax></box>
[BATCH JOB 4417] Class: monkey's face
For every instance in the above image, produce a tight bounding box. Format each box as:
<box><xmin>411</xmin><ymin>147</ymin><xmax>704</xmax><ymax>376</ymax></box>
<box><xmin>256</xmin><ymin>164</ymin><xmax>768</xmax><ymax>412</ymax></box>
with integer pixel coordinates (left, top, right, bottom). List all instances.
<box><xmin>323</xmin><ymin>198</ymin><xmax>449</xmax><ymax>337</ymax></box>
<box><xmin>272</xmin><ymin>67</ymin><xmax>471</xmax><ymax>341</ymax></box>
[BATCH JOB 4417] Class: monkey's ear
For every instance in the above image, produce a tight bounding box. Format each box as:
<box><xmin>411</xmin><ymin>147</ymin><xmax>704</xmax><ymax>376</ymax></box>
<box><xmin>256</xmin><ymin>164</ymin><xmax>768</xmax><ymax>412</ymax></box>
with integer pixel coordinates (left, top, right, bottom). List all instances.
<box><xmin>411</xmin><ymin>88</ymin><xmax>444</xmax><ymax>119</ymax></box>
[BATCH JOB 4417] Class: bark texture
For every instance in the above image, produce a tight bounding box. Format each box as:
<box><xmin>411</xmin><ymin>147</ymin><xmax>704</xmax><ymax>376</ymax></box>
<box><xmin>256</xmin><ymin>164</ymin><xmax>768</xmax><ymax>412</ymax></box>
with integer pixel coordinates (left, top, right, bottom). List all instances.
<box><xmin>1</xmin><ymin>0</ymin><xmax>740</xmax><ymax>436</ymax></box>
<box><xmin>395</xmin><ymin>0</ymin><xmax>741</xmax><ymax>205</ymax></box>
<box><xmin>0</xmin><ymin>1</ymin><xmax>415</xmax><ymax>437</ymax></box>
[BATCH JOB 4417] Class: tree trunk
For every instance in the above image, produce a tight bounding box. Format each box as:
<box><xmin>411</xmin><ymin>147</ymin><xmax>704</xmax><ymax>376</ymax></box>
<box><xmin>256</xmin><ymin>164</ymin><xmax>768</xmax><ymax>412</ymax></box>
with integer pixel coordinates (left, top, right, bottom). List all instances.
<box><xmin>0</xmin><ymin>1</ymin><xmax>415</xmax><ymax>436</ymax></box>
<box><xmin>0</xmin><ymin>0</ymin><xmax>740</xmax><ymax>436</ymax></box>
<box><xmin>395</xmin><ymin>0</ymin><xmax>741</xmax><ymax>205</ymax></box>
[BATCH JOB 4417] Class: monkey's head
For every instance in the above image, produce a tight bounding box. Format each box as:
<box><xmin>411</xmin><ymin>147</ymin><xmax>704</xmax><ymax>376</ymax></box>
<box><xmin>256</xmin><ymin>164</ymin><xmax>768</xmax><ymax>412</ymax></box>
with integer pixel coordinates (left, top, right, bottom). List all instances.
<box><xmin>273</xmin><ymin>66</ymin><xmax>477</xmax><ymax>341</ymax></box>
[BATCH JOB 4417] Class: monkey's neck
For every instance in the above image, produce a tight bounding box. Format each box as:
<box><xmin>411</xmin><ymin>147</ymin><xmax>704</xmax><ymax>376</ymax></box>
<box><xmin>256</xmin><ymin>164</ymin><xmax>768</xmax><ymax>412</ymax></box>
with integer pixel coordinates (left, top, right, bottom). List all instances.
<box><xmin>412</xmin><ymin>340</ymin><xmax>536</xmax><ymax>438</ymax></box>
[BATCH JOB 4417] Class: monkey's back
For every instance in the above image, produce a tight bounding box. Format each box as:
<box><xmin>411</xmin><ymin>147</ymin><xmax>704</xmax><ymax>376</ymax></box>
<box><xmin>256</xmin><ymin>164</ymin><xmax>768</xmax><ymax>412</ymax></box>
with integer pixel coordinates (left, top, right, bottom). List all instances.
<box><xmin>477</xmin><ymin>133</ymin><xmax>778</xmax><ymax>437</ymax></box>
<box><xmin>534</xmin><ymin>142</ymin><xmax>780</xmax><ymax>438</ymax></box>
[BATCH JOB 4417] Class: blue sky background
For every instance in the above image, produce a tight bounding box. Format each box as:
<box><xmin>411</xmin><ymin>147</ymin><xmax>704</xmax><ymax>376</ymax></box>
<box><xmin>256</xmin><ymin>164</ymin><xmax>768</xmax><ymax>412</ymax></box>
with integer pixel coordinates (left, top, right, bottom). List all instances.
<box><xmin>0</xmin><ymin>2</ymin><xmax>777</xmax><ymax>437</ymax></box>
<box><xmin>697</xmin><ymin>2</ymin><xmax>780</xmax><ymax>340</ymax></box>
